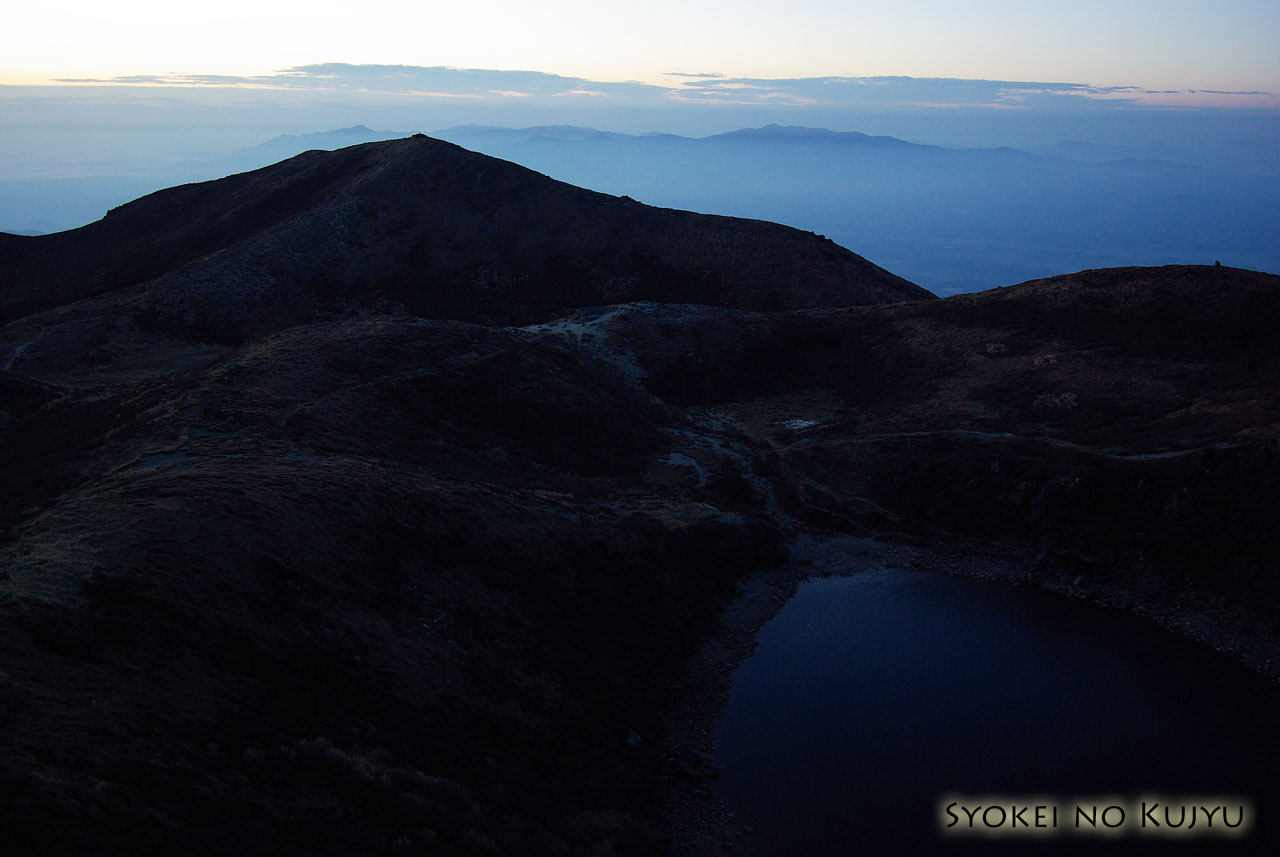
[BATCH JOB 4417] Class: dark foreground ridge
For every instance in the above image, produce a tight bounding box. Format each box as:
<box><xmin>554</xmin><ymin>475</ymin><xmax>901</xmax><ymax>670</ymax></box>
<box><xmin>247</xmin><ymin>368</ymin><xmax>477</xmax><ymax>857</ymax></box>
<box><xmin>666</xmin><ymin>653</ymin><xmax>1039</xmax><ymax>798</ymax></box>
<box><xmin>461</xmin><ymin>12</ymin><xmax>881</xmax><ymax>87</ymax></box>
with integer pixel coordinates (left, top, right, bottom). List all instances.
<box><xmin>1</xmin><ymin>137</ymin><xmax>1277</xmax><ymax>856</ymax></box>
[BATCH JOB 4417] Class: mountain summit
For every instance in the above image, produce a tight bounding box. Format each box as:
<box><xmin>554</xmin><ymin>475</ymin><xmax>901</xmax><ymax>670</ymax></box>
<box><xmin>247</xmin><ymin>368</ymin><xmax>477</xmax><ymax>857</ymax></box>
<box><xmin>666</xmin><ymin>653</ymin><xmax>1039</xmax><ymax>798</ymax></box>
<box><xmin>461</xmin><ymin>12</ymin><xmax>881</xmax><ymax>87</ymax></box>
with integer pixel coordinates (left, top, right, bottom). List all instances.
<box><xmin>0</xmin><ymin>135</ymin><xmax>929</xmax><ymax>338</ymax></box>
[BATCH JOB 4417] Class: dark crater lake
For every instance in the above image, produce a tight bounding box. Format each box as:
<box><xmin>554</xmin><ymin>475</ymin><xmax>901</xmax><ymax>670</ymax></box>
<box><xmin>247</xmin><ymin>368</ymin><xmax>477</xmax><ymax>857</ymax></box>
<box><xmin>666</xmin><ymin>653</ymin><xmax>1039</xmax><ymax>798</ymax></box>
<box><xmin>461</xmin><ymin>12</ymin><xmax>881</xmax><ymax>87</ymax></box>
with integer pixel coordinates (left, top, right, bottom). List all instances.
<box><xmin>714</xmin><ymin>569</ymin><xmax>1280</xmax><ymax>855</ymax></box>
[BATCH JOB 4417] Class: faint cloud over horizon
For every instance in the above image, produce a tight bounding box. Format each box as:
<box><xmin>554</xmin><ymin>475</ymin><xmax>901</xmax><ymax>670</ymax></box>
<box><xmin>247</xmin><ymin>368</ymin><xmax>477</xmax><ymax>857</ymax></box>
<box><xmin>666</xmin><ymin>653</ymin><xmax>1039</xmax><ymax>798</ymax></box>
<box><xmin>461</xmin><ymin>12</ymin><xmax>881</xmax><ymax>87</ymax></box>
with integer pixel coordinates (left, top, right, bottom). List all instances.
<box><xmin>47</xmin><ymin>63</ymin><xmax>1280</xmax><ymax>111</ymax></box>
<box><xmin>54</xmin><ymin>64</ymin><xmax>667</xmax><ymax>101</ymax></box>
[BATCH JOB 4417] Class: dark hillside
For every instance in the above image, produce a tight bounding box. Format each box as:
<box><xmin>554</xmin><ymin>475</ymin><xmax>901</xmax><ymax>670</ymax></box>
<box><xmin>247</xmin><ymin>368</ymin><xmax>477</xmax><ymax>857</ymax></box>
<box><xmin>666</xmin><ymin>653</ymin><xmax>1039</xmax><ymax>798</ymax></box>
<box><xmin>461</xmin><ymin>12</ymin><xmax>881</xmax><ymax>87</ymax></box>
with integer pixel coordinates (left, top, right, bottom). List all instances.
<box><xmin>0</xmin><ymin>131</ymin><xmax>1276</xmax><ymax>857</ymax></box>
<box><xmin>0</xmin><ymin>135</ymin><xmax>929</xmax><ymax>332</ymax></box>
<box><xmin>613</xmin><ymin>265</ymin><xmax>1280</xmax><ymax>601</ymax></box>
<box><xmin>0</xmin><ymin>317</ymin><xmax>782</xmax><ymax>856</ymax></box>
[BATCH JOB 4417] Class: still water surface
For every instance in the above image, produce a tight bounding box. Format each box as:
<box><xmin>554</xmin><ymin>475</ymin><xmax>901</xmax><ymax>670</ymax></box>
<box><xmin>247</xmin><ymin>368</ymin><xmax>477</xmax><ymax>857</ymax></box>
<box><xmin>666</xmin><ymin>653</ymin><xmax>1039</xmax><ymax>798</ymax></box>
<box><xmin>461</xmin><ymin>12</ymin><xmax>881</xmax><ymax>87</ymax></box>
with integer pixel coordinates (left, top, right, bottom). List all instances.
<box><xmin>714</xmin><ymin>569</ymin><xmax>1280</xmax><ymax>854</ymax></box>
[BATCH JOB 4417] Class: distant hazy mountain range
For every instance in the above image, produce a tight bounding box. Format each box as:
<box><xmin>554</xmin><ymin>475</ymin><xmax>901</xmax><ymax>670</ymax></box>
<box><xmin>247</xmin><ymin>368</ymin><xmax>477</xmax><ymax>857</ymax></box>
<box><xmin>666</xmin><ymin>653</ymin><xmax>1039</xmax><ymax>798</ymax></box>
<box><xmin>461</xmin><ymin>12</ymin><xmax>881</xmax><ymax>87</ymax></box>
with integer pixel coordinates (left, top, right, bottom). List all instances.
<box><xmin>423</xmin><ymin>124</ymin><xmax>1280</xmax><ymax>295</ymax></box>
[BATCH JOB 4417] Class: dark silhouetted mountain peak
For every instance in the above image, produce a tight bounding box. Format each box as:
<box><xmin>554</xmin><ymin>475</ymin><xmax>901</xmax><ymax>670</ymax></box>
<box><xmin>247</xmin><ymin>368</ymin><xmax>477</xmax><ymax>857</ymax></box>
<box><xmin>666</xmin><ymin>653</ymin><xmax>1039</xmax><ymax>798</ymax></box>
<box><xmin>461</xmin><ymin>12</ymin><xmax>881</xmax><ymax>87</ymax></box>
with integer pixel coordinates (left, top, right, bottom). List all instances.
<box><xmin>0</xmin><ymin>135</ymin><xmax>930</xmax><ymax>337</ymax></box>
<box><xmin>706</xmin><ymin>124</ymin><xmax>915</xmax><ymax>147</ymax></box>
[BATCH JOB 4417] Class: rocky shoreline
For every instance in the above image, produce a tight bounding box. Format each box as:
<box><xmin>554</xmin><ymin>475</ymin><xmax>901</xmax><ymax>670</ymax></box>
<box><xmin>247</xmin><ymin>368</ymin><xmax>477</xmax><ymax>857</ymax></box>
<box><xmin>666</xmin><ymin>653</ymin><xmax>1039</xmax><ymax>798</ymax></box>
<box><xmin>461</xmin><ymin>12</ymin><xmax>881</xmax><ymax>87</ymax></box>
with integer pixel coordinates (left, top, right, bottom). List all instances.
<box><xmin>658</xmin><ymin>533</ymin><xmax>934</xmax><ymax>855</ymax></box>
<box><xmin>659</xmin><ymin>530</ymin><xmax>1280</xmax><ymax>855</ymax></box>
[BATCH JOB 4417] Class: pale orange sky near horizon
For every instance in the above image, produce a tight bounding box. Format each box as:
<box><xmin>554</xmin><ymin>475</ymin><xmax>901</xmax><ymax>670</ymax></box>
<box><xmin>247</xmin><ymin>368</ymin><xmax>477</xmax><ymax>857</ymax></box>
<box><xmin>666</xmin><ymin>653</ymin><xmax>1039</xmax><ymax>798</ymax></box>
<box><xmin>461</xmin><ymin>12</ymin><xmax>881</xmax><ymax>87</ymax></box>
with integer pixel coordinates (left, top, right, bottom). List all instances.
<box><xmin>3</xmin><ymin>0</ymin><xmax>1278</xmax><ymax>100</ymax></box>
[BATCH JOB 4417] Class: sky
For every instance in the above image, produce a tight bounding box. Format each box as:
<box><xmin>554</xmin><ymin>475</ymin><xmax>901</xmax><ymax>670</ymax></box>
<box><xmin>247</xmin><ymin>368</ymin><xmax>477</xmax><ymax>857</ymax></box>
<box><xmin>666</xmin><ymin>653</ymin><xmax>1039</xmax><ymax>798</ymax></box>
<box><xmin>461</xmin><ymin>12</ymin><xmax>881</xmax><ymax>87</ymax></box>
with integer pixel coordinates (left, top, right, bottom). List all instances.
<box><xmin>4</xmin><ymin>1</ymin><xmax>1279</xmax><ymax>99</ymax></box>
